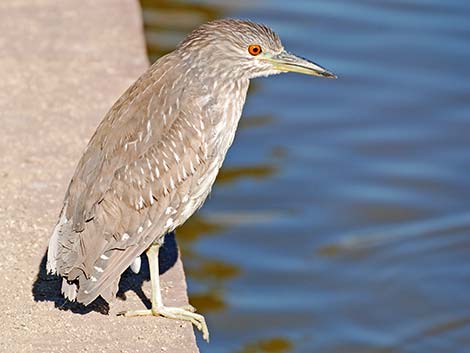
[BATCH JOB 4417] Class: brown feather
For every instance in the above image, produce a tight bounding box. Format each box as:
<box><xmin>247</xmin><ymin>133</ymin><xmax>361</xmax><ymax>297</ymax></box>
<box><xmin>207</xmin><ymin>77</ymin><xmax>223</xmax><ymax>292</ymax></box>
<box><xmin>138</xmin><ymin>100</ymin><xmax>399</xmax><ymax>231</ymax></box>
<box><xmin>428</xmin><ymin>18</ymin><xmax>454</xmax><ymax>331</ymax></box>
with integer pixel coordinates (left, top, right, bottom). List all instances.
<box><xmin>47</xmin><ymin>19</ymin><xmax>275</xmax><ymax>305</ymax></box>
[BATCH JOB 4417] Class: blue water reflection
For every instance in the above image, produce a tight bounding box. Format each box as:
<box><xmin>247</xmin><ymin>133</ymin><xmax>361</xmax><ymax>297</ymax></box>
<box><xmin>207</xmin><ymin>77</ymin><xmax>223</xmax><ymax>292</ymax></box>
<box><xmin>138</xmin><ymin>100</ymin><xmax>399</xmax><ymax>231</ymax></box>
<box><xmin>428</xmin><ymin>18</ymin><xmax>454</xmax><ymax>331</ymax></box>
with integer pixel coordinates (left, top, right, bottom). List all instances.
<box><xmin>140</xmin><ymin>0</ymin><xmax>470</xmax><ymax>352</ymax></box>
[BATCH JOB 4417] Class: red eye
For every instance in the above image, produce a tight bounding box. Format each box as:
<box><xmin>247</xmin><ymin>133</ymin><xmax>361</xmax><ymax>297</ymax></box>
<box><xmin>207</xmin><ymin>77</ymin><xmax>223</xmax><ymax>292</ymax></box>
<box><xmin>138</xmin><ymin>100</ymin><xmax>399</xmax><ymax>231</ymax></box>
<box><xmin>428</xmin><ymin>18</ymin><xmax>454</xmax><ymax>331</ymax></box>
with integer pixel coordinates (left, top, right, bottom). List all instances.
<box><xmin>248</xmin><ymin>44</ymin><xmax>262</xmax><ymax>56</ymax></box>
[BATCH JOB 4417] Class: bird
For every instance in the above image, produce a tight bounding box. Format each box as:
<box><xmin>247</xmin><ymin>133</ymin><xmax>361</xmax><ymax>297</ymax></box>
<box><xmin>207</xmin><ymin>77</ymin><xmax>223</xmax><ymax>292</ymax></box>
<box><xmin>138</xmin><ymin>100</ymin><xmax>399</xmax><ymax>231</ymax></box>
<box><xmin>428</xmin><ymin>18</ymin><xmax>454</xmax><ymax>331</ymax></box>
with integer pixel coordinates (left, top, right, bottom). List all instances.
<box><xmin>46</xmin><ymin>18</ymin><xmax>336</xmax><ymax>342</ymax></box>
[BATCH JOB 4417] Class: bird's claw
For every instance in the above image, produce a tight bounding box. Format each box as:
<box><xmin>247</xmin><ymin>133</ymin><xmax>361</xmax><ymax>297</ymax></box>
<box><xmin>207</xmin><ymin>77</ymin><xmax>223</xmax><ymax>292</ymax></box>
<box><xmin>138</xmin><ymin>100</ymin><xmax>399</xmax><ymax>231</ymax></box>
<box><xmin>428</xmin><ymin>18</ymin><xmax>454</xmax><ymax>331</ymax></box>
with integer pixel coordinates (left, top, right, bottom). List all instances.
<box><xmin>118</xmin><ymin>305</ymin><xmax>209</xmax><ymax>342</ymax></box>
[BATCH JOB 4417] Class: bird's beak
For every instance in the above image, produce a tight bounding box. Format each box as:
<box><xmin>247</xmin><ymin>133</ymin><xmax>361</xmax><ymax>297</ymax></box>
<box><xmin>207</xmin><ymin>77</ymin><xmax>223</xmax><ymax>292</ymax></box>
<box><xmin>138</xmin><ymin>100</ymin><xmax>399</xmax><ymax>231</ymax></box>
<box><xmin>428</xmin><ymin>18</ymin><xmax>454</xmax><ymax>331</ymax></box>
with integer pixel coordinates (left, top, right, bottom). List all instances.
<box><xmin>264</xmin><ymin>50</ymin><xmax>337</xmax><ymax>78</ymax></box>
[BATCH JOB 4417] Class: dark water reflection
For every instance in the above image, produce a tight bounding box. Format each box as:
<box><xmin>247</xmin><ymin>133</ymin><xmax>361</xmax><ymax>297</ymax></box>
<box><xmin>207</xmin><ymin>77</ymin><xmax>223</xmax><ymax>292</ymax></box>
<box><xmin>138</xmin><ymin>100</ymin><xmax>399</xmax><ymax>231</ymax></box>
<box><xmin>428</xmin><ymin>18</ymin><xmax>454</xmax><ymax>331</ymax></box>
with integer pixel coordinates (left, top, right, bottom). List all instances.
<box><xmin>140</xmin><ymin>0</ymin><xmax>470</xmax><ymax>352</ymax></box>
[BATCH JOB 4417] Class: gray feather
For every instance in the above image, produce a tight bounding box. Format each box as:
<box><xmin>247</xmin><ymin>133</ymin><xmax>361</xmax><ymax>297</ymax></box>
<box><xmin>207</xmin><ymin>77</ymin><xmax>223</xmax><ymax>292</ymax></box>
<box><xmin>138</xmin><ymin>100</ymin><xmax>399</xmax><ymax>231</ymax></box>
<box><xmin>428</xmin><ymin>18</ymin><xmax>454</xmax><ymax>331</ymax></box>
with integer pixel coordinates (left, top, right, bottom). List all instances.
<box><xmin>130</xmin><ymin>256</ymin><xmax>141</xmax><ymax>274</ymax></box>
<box><xmin>46</xmin><ymin>19</ymin><xmax>280</xmax><ymax>305</ymax></box>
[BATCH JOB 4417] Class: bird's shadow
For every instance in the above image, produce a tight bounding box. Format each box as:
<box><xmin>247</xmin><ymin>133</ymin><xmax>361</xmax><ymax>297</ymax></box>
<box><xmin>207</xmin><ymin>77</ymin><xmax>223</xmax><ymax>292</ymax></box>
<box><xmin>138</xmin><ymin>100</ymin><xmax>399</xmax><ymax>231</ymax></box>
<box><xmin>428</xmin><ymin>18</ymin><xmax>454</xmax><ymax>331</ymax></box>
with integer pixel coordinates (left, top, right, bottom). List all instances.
<box><xmin>32</xmin><ymin>232</ymin><xmax>179</xmax><ymax>315</ymax></box>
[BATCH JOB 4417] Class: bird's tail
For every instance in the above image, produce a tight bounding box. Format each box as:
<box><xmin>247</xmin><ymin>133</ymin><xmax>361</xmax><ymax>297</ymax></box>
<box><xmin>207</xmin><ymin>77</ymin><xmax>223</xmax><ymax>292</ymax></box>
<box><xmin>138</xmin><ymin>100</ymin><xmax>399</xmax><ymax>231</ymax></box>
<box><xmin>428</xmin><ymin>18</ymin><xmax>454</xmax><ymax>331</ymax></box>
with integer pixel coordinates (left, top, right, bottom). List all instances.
<box><xmin>61</xmin><ymin>278</ymin><xmax>78</xmax><ymax>301</ymax></box>
<box><xmin>47</xmin><ymin>205</ymin><xmax>68</xmax><ymax>275</ymax></box>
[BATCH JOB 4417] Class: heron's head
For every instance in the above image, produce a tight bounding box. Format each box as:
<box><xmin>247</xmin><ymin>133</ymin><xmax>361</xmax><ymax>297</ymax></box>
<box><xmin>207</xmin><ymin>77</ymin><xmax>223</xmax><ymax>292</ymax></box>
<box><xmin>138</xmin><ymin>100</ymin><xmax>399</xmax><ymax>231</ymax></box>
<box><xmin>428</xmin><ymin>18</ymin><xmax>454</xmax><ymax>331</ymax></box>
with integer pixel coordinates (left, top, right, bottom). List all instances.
<box><xmin>178</xmin><ymin>19</ymin><xmax>336</xmax><ymax>80</ymax></box>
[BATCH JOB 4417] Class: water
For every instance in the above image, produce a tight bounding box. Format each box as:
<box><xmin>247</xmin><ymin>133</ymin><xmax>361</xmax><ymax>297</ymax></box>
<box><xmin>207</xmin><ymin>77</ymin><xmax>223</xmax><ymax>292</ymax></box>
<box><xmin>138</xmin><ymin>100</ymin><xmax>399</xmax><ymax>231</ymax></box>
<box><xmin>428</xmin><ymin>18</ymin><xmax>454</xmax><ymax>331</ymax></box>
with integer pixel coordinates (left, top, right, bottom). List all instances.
<box><xmin>140</xmin><ymin>1</ymin><xmax>470</xmax><ymax>352</ymax></box>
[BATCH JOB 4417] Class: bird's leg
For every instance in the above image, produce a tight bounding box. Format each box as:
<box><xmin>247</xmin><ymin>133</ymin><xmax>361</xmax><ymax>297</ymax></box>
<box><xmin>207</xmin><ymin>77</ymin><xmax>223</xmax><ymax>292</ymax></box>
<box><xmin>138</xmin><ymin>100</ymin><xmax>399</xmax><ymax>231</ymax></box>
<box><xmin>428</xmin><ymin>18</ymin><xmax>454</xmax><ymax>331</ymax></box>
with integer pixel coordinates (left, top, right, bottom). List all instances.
<box><xmin>119</xmin><ymin>242</ymin><xmax>210</xmax><ymax>342</ymax></box>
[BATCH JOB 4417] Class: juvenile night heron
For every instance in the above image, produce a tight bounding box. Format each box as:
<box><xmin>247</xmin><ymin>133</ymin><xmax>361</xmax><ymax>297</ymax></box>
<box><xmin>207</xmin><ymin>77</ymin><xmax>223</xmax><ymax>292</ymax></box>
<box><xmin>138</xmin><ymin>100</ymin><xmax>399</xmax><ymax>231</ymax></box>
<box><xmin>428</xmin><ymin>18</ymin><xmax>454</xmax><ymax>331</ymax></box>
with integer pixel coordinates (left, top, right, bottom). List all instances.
<box><xmin>47</xmin><ymin>19</ymin><xmax>335</xmax><ymax>341</ymax></box>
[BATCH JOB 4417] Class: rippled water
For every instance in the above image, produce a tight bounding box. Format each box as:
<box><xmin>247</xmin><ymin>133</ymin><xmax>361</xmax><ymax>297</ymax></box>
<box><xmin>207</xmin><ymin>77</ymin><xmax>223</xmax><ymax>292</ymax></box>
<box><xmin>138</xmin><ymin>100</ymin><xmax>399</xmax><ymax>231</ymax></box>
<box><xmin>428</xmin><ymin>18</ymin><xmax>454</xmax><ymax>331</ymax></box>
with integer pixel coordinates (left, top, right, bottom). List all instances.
<box><xmin>140</xmin><ymin>1</ymin><xmax>470</xmax><ymax>352</ymax></box>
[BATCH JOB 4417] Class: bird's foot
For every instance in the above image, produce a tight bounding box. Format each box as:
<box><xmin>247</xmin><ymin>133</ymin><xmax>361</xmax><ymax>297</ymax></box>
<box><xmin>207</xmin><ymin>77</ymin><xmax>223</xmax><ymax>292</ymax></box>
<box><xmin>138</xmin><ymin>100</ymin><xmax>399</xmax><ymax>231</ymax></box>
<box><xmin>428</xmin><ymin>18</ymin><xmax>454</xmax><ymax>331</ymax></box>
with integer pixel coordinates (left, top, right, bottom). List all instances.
<box><xmin>118</xmin><ymin>305</ymin><xmax>209</xmax><ymax>342</ymax></box>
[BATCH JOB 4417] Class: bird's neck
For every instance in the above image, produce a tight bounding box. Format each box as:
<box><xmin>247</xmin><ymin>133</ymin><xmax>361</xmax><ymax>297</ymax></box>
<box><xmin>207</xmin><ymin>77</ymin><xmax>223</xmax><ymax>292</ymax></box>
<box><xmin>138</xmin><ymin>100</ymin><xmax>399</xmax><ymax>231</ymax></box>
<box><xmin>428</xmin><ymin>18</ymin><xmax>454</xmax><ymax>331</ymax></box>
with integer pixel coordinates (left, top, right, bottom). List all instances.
<box><xmin>179</xmin><ymin>51</ymin><xmax>250</xmax><ymax>101</ymax></box>
<box><xmin>205</xmin><ymin>75</ymin><xmax>250</xmax><ymax>104</ymax></box>
<box><xmin>184</xmin><ymin>63</ymin><xmax>251</xmax><ymax>125</ymax></box>
<box><xmin>178</xmin><ymin>53</ymin><xmax>251</xmax><ymax>151</ymax></box>
<box><xmin>181</xmin><ymin>61</ymin><xmax>250</xmax><ymax>167</ymax></box>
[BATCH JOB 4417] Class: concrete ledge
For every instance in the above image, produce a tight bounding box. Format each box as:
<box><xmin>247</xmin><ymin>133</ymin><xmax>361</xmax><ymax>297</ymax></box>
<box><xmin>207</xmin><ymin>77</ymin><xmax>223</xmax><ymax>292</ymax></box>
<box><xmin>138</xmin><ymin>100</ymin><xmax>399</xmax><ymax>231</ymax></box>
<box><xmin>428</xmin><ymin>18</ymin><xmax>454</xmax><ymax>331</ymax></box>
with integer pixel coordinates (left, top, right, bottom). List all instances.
<box><xmin>0</xmin><ymin>1</ymin><xmax>199</xmax><ymax>352</ymax></box>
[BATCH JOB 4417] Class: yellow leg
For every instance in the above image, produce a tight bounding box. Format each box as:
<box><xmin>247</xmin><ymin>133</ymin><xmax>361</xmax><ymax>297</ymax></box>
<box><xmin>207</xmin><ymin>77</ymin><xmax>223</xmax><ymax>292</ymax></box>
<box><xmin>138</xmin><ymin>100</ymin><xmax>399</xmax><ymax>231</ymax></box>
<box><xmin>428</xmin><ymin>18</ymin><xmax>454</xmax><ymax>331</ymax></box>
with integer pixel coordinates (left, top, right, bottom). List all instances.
<box><xmin>119</xmin><ymin>243</ymin><xmax>209</xmax><ymax>342</ymax></box>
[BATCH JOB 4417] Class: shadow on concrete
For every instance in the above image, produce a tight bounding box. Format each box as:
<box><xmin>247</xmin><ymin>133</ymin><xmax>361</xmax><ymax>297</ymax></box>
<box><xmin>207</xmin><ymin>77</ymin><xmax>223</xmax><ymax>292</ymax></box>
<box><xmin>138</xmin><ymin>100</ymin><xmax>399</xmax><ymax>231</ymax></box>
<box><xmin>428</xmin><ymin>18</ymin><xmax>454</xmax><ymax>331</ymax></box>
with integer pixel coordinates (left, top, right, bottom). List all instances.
<box><xmin>32</xmin><ymin>232</ymin><xmax>179</xmax><ymax>315</ymax></box>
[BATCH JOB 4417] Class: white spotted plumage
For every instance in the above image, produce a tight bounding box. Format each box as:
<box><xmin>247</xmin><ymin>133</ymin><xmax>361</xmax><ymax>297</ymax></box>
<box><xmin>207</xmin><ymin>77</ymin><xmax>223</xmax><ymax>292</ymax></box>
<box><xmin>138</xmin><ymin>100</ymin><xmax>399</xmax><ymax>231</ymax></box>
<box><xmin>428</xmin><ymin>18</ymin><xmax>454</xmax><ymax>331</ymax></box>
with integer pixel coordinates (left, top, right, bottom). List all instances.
<box><xmin>47</xmin><ymin>19</ymin><xmax>282</xmax><ymax>307</ymax></box>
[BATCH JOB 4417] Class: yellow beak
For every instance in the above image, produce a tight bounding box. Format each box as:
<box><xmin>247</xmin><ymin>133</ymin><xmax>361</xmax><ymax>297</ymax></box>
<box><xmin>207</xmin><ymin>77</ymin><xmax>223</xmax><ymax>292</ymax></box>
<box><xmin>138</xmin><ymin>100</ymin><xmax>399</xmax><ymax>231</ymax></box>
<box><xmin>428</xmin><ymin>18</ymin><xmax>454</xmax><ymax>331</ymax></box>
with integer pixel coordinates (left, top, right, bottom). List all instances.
<box><xmin>265</xmin><ymin>50</ymin><xmax>337</xmax><ymax>78</ymax></box>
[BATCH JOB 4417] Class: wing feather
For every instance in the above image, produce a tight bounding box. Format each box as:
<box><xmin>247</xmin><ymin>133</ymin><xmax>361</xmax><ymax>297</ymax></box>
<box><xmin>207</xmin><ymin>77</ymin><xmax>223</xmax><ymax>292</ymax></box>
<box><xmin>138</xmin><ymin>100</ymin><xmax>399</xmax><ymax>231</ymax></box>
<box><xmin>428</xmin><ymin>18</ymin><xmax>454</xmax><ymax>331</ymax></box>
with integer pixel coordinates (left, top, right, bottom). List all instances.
<box><xmin>65</xmin><ymin>54</ymin><xmax>182</xmax><ymax>232</ymax></box>
<box><xmin>48</xmin><ymin>52</ymin><xmax>220</xmax><ymax>304</ymax></box>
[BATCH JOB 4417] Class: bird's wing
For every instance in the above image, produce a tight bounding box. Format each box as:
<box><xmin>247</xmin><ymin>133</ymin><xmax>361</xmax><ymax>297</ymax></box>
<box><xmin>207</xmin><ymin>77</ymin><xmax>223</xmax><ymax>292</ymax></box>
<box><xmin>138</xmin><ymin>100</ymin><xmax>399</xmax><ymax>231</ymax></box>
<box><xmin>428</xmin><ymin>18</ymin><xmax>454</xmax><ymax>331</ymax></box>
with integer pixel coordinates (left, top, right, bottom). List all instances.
<box><xmin>65</xmin><ymin>55</ymin><xmax>182</xmax><ymax>232</ymax></box>
<box><xmin>64</xmin><ymin>86</ymin><xmax>217</xmax><ymax>305</ymax></box>
<box><xmin>49</xmin><ymin>54</ymin><xmax>220</xmax><ymax>304</ymax></box>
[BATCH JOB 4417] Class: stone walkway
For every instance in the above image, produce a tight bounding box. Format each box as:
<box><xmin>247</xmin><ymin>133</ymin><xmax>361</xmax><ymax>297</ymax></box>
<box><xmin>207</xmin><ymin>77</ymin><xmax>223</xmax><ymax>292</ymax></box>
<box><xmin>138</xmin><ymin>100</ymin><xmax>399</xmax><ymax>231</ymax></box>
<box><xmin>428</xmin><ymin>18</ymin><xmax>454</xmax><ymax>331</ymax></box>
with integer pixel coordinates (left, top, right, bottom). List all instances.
<box><xmin>0</xmin><ymin>1</ymin><xmax>199</xmax><ymax>352</ymax></box>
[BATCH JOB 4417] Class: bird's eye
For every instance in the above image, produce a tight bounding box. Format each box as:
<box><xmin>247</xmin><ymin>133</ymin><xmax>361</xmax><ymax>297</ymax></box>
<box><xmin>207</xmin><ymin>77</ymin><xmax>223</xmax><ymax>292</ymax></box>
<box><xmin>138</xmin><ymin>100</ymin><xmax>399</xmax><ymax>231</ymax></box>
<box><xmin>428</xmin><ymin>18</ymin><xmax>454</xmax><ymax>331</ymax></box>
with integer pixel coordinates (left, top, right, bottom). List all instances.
<box><xmin>248</xmin><ymin>44</ymin><xmax>262</xmax><ymax>56</ymax></box>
